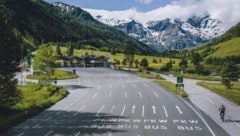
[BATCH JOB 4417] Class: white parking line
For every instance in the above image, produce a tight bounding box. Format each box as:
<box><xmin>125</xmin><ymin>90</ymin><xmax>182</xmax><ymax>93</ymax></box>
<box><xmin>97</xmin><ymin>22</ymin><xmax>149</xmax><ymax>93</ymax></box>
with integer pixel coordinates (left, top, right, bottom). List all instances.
<box><xmin>142</xmin><ymin>105</ymin><xmax>145</xmax><ymax>117</ymax></box>
<box><xmin>44</xmin><ymin>130</ymin><xmax>53</xmax><ymax>136</ymax></box>
<box><xmin>73</xmin><ymin>105</ymin><xmax>86</xmax><ymax>117</ymax></box>
<box><xmin>92</xmin><ymin>93</ymin><xmax>98</xmax><ymax>100</ymax></box>
<box><xmin>45</xmin><ymin>117</ymin><xmax>51</xmax><ymax>121</ymax></box>
<box><xmin>153</xmin><ymin>91</ymin><xmax>159</xmax><ymax>98</ymax></box>
<box><xmin>17</xmin><ymin>132</ymin><xmax>25</xmax><ymax>136</ymax></box>
<box><xmin>121</xmin><ymin>105</ymin><xmax>126</xmax><ymax>116</ymax></box>
<box><xmin>32</xmin><ymin>124</ymin><xmax>39</xmax><ymax>129</ymax></box>
<box><xmin>138</xmin><ymin>92</ymin><xmax>143</xmax><ymax>98</ymax></box>
<box><xmin>109</xmin><ymin>91</ymin><xmax>112</xmax><ymax>98</ymax></box>
<box><xmin>163</xmin><ymin>105</ymin><xmax>168</xmax><ymax>118</ymax></box>
<box><xmin>96</xmin><ymin>105</ymin><xmax>105</xmax><ymax>116</ymax></box>
<box><xmin>75</xmin><ymin>131</ymin><xmax>81</xmax><ymax>136</ymax></box>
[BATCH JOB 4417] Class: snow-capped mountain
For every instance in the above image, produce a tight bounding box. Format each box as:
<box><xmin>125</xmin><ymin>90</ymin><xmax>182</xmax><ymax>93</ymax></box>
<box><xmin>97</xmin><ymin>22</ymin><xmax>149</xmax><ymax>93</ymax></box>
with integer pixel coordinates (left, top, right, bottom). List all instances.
<box><xmin>85</xmin><ymin>9</ymin><xmax>225</xmax><ymax>51</ymax></box>
<box><xmin>52</xmin><ymin>2</ymin><xmax>225</xmax><ymax>51</ymax></box>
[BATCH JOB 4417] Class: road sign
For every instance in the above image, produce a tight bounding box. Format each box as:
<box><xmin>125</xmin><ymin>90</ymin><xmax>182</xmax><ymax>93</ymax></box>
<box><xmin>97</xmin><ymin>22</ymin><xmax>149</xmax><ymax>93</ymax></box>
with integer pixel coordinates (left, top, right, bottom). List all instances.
<box><xmin>176</xmin><ymin>83</ymin><xmax>184</xmax><ymax>87</ymax></box>
<box><xmin>177</xmin><ymin>76</ymin><xmax>183</xmax><ymax>84</ymax></box>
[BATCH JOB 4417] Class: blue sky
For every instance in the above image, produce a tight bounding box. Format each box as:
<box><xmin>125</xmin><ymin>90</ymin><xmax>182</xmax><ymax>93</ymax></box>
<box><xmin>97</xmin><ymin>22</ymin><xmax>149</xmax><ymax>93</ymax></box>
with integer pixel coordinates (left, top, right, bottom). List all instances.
<box><xmin>45</xmin><ymin>0</ymin><xmax>172</xmax><ymax>12</ymax></box>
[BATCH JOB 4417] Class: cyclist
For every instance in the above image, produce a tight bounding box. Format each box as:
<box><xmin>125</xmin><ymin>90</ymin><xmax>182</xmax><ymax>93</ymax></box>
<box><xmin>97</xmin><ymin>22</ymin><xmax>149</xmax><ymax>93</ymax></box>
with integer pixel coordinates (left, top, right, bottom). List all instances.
<box><xmin>219</xmin><ymin>104</ymin><xmax>226</xmax><ymax>122</ymax></box>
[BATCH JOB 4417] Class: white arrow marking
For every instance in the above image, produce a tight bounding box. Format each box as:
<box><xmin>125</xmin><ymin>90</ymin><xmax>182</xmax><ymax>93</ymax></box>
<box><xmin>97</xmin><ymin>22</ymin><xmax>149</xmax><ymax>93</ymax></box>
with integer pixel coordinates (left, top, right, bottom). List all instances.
<box><xmin>132</xmin><ymin>105</ymin><xmax>136</xmax><ymax>114</ymax></box>
<box><xmin>152</xmin><ymin>105</ymin><xmax>156</xmax><ymax>114</ymax></box>
<box><xmin>176</xmin><ymin>105</ymin><xmax>183</xmax><ymax>114</ymax></box>
<box><xmin>121</xmin><ymin>105</ymin><xmax>126</xmax><ymax>116</ymax></box>
<box><xmin>110</xmin><ymin>106</ymin><xmax>115</xmax><ymax>114</ymax></box>
<box><xmin>163</xmin><ymin>105</ymin><xmax>168</xmax><ymax>117</ymax></box>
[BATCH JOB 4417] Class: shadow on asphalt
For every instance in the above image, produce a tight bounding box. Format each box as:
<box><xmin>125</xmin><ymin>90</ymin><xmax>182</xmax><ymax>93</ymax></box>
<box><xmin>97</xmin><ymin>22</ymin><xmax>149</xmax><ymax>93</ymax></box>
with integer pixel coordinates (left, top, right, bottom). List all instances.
<box><xmin>2</xmin><ymin>111</ymin><xmax>127</xmax><ymax>136</ymax></box>
<box><xmin>62</xmin><ymin>85</ymin><xmax>92</xmax><ymax>90</ymax></box>
<box><xmin>225</xmin><ymin>119</ymin><xmax>240</xmax><ymax>123</ymax></box>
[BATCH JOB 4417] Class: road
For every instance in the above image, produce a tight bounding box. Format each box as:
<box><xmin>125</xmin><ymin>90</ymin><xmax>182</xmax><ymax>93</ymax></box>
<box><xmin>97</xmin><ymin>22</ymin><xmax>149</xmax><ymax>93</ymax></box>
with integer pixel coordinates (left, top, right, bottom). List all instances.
<box><xmin>161</xmin><ymin>74</ymin><xmax>240</xmax><ymax>136</ymax></box>
<box><xmin>2</xmin><ymin>68</ymin><xmax>228</xmax><ymax>136</ymax></box>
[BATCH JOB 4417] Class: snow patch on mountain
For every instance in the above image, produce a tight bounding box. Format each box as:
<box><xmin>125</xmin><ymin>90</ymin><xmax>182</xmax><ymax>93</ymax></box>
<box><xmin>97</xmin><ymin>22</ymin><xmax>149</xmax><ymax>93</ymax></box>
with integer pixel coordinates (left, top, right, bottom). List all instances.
<box><xmin>85</xmin><ymin>8</ymin><xmax>225</xmax><ymax>51</ymax></box>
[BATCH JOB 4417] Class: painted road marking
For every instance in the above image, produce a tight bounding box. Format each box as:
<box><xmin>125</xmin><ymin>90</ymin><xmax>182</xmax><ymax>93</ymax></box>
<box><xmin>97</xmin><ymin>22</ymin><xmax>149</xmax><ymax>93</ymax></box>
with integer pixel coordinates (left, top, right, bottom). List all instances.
<box><xmin>56</xmin><ymin>111</ymin><xmax>61</xmax><ymax>115</ymax></box>
<box><xmin>234</xmin><ymin>122</ymin><xmax>240</xmax><ymax>128</ymax></box>
<box><xmin>163</xmin><ymin>105</ymin><xmax>168</xmax><ymax>118</ymax></box>
<box><xmin>132</xmin><ymin>84</ymin><xmax>137</xmax><ymax>88</ymax></box>
<box><xmin>92</xmin><ymin>93</ymin><xmax>98</xmax><ymax>100</ymax></box>
<box><xmin>138</xmin><ymin>92</ymin><xmax>143</xmax><ymax>98</ymax></box>
<box><xmin>124</xmin><ymin>91</ymin><xmax>127</xmax><ymax>98</ymax></box>
<box><xmin>204</xmin><ymin>97</ymin><xmax>215</xmax><ymax>105</ymax></box>
<box><xmin>110</xmin><ymin>106</ymin><xmax>115</xmax><ymax>114</ymax></box>
<box><xmin>44</xmin><ymin>130</ymin><xmax>53</xmax><ymax>136</ymax></box>
<box><xmin>17</xmin><ymin>132</ymin><xmax>25</xmax><ymax>136</ymax></box>
<box><xmin>45</xmin><ymin>117</ymin><xmax>51</xmax><ymax>121</ymax></box>
<box><xmin>132</xmin><ymin>105</ymin><xmax>136</xmax><ymax>114</ymax></box>
<box><xmin>122</xmin><ymin>85</ymin><xmax>125</xmax><ymax>89</ymax></box>
<box><xmin>75</xmin><ymin>131</ymin><xmax>81</xmax><ymax>136</ymax></box>
<box><xmin>176</xmin><ymin>105</ymin><xmax>183</xmax><ymax>114</ymax></box>
<box><xmin>73</xmin><ymin>105</ymin><xmax>86</xmax><ymax>117</ymax></box>
<box><xmin>121</xmin><ymin>105</ymin><xmax>126</xmax><ymax>116</ymax></box>
<box><xmin>32</xmin><ymin>124</ymin><xmax>39</xmax><ymax>129</ymax></box>
<box><xmin>109</xmin><ymin>91</ymin><xmax>112</xmax><ymax>98</ymax></box>
<box><xmin>153</xmin><ymin>91</ymin><xmax>159</xmax><ymax>98</ymax></box>
<box><xmin>110</xmin><ymin>84</ymin><xmax>112</xmax><ymax>88</ymax></box>
<box><xmin>96</xmin><ymin>105</ymin><xmax>105</xmax><ymax>116</ymax></box>
<box><xmin>142</xmin><ymin>105</ymin><xmax>145</xmax><ymax>117</ymax></box>
<box><xmin>178</xmin><ymin>96</ymin><xmax>216</xmax><ymax>136</ymax></box>
<box><xmin>152</xmin><ymin>105</ymin><xmax>156</xmax><ymax>114</ymax></box>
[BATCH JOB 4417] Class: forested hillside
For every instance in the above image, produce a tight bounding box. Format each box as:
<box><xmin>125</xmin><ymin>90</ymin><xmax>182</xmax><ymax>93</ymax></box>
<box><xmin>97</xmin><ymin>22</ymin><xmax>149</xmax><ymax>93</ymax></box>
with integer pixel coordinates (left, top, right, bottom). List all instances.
<box><xmin>3</xmin><ymin>0</ymin><xmax>156</xmax><ymax>57</ymax></box>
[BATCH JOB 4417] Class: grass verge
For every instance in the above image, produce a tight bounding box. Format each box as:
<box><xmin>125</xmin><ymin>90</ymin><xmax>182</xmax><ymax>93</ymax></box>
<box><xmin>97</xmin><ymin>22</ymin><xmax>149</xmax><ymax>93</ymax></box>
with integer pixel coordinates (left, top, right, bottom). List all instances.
<box><xmin>181</xmin><ymin>73</ymin><xmax>221</xmax><ymax>81</ymax></box>
<box><xmin>0</xmin><ymin>83</ymin><xmax>68</xmax><ymax>131</ymax></box>
<box><xmin>27</xmin><ymin>69</ymin><xmax>78</xmax><ymax>80</ymax></box>
<box><xmin>155</xmin><ymin>80</ymin><xmax>188</xmax><ymax>97</ymax></box>
<box><xmin>134</xmin><ymin>71</ymin><xmax>188</xmax><ymax>97</ymax></box>
<box><xmin>197</xmin><ymin>82</ymin><xmax>240</xmax><ymax>105</ymax></box>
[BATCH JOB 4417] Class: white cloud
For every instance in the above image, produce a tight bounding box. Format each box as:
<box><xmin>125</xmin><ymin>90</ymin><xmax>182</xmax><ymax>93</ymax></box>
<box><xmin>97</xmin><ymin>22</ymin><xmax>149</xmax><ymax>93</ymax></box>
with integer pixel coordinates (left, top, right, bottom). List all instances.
<box><xmin>170</xmin><ymin>0</ymin><xmax>240</xmax><ymax>29</ymax></box>
<box><xmin>86</xmin><ymin>0</ymin><xmax>240</xmax><ymax>29</ymax></box>
<box><xmin>135</xmin><ymin>0</ymin><xmax>155</xmax><ymax>5</ymax></box>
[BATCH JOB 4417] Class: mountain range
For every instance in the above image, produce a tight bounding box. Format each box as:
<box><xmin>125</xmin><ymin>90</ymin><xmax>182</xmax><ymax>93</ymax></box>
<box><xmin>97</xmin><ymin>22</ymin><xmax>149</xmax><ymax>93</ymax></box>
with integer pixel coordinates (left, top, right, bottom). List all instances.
<box><xmin>84</xmin><ymin>8</ymin><xmax>225</xmax><ymax>51</ymax></box>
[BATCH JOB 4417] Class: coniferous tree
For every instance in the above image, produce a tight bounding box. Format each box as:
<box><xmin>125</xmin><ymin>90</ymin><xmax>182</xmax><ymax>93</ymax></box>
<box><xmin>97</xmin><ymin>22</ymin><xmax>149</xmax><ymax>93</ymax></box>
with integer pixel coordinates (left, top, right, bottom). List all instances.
<box><xmin>55</xmin><ymin>44</ymin><xmax>62</xmax><ymax>56</ymax></box>
<box><xmin>0</xmin><ymin>1</ymin><xmax>22</xmax><ymax>109</ymax></box>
